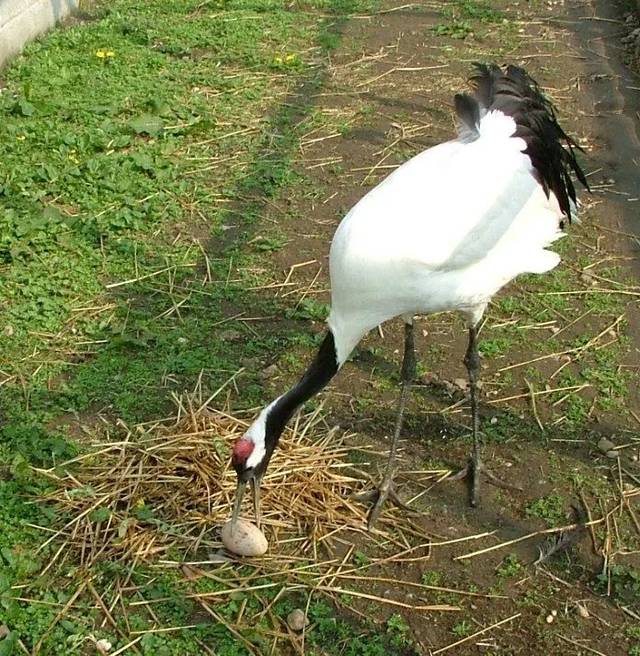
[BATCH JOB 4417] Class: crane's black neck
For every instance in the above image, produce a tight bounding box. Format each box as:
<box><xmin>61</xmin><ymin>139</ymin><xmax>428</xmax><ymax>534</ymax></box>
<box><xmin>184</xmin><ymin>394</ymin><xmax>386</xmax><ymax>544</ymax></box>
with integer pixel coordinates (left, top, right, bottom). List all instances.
<box><xmin>265</xmin><ymin>331</ymin><xmax>339</xmax><ymax>444</ymax></box>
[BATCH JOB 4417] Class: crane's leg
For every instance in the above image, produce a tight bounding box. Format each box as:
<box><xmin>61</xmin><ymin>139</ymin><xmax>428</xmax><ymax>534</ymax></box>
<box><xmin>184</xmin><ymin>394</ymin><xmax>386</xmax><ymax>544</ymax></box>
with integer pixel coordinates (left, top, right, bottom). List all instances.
<box><xmin>465</xmin><ymin>323</ymin><xmax>482</xmax><ymax>506</ymax></box>
<box><xmin>449</xmin><ymin>324</ymin><xmax>521</xmax><ymax>505</ymax></box>
<box><xmin>354</xmin><ymin>321</ymin><xmax>416</xmax><ymax>529</ymax></box>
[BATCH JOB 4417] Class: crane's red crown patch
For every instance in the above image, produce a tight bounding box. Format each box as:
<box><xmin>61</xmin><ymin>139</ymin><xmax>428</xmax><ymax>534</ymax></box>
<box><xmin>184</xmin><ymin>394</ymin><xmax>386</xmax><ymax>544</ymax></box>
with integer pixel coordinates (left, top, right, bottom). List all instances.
<box><xmin>231</xmin><ymin>438</ymin><xmax>254</xmax><ymax>465</ymax></box>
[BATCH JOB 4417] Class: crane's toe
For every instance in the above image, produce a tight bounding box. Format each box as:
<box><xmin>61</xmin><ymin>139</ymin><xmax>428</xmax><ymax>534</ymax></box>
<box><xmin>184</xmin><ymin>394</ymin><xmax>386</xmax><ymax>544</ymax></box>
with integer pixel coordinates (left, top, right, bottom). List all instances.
<box><xmin>352</xmin><ymin>480</ymin><xmax>416</xmax><ymax>530</ymax></box>
<box><xmin>448</xmin><ymin>457</ymin><xmax>522</xmax><ymax>507</ymax></box>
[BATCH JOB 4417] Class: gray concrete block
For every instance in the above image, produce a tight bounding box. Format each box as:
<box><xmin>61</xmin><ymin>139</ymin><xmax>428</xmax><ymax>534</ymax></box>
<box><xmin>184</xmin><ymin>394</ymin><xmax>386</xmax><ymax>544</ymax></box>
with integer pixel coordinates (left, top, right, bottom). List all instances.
<box><xmin>0</xmin><ymin>0</ymin><xmax>79</xmax><ymax>68</ymax></box>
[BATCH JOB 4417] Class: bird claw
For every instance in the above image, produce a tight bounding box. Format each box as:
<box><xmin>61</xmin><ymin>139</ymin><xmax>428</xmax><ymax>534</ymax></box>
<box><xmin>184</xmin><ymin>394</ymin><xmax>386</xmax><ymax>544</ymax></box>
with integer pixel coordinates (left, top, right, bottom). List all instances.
<box><xmin>352</xmin><ymin>479</ymin><xmax>416</xmax><ymax>530</ymax></box>
<box><xmin>448</xmin><ymin>458</ymin><xmax>522</xmax><ymax>507</ymax></box>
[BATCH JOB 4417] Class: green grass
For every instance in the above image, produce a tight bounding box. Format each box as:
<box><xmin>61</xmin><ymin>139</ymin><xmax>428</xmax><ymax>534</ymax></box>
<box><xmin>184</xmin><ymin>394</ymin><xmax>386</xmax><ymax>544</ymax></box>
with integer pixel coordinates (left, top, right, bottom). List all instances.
<box><xmin>0</xmin><ymin>0</ymin><xmax>385</xmax><ymax>652</ymax></box>
<box><xmin>525</xmin><ymin>493</ymin><xmax>567</xmax><ymax>527</ymax></box>
<box><xmin>496</xmin><ymin>553</ymin><xmax>523</xmax><ymax>579</ymax></box>
<box><xmin>1</xmin><ymin>0</ymin><xmax>638</xmax><ymax>652</ymax></box>
<box><xmin>432</xmin><ymin>0</ymin><xmax>509</xmax><ymax>41</ymax></box>
<box><xmin>450</xmin><ymin>620</ymin><xmax>473</xmax><ymax>637</ymax></box>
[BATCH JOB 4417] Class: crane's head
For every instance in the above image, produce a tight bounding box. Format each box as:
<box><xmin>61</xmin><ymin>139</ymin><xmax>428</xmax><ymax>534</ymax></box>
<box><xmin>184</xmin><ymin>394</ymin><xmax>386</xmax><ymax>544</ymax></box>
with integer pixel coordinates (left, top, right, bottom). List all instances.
<box><xmin>229</xmin><ymin>402</ymin><xmax>284</xmax><ymax>529</ymax></box>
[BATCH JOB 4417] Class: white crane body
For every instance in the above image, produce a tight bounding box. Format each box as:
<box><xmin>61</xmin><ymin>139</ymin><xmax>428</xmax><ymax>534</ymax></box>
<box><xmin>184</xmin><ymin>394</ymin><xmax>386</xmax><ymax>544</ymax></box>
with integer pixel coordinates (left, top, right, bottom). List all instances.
<box><xmin>229</xmin><ymin>64</ymin><xmax>589</xmax><ymax>528</ymax></box>
<box><xmin>328</xmin><ymin>111</ymin><xmax>566</xmax><ymax>365</ymax></box>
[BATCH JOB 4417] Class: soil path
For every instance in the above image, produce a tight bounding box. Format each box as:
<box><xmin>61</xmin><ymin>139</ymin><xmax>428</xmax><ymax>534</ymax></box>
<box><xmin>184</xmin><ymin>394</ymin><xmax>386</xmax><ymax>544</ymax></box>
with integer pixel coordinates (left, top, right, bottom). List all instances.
<box><xmin>254</xmin><ymin>0</ymin><xmax>640</xmax><ymax>652</ymax></box>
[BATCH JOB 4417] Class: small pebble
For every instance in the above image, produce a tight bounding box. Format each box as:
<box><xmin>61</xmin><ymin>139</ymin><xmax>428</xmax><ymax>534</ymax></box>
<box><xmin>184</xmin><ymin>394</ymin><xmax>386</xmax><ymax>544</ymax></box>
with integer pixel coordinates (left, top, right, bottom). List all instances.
<box><xmin>580</xmin><ymin>271</ymin><xmax>596</xmax><ymax>285</ymax></box>
<box><xmin>606</xmin><ymin>449</ymin><xmax>620</xmax><ymax>459</ymax></box>
<box><xmin>260</xmin><ymin>364</ymin><xmax>279</xmax><ymax>380</ymax></box>
<box><xmin>96</xmin><ymin>639</ymin><xmax>113</xmax><ymax>654</ymax></box>
<box><xmin>221</xmin><ymin>519</ymin><xmax>268</xmax><ymax>557</ymax></box>
<box><xmin>597</xmin><ymin>437</ymin><xmax>616</xmax><ymax>454</ymax></box>
<box><xmin>287</xmin><ymin>609</ymin><xmax>309</xmax><ymax>632</ymax></box>
<box><xmin>545</xmin><ymin>613</ymin><xmax>555</xmax><ymax>624</ymax></box>
<box><xmin>219</xmin><ymin>329</ymin><xmax>242</xmax><ymax>342</ymax></box>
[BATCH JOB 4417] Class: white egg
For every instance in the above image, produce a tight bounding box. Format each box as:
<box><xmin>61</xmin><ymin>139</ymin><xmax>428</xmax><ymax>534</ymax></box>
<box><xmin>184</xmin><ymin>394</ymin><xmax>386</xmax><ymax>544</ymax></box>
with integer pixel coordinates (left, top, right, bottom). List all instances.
<box><xmin>221</xmin><ymin>519</ymin><xmax>268</xmax><ymax>557</ymax></box>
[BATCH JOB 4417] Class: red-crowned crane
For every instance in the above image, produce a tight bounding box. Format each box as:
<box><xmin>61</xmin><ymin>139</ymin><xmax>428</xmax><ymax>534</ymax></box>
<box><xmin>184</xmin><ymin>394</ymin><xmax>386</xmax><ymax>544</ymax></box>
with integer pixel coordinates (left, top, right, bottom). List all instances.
<box><xmin>230</xmin><ymin>64</ymin><xmax>588</xmax><ymax>530</ymax></box>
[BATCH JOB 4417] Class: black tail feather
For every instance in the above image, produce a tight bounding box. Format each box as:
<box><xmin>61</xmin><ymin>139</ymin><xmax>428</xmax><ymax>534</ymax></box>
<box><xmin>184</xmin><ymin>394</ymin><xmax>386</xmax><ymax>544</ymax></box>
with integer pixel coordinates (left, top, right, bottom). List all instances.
<box><xmin>455</xmin><ymin>63</ymin><xmax>589</xmax><ymax>221</ymax></box>
<box><xmin>454</xmin><ymin>93</ymin><xmax>481</xmax><ymax>134</ymax></box>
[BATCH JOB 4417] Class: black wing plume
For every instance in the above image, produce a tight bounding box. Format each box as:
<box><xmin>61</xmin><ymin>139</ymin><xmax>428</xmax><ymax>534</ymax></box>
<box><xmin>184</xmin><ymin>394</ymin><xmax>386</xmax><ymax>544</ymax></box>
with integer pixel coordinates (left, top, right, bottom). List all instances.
<box><xmin>455</xmin><ymin>63</ymin><xmax>589</xmax><ymax>222</ymax></box>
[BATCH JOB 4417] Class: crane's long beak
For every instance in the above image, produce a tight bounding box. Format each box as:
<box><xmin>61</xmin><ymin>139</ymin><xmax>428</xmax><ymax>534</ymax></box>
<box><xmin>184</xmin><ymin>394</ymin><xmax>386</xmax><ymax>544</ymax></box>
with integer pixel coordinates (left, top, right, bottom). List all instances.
<box><xmin>230</xmin><ymin>480</ymin><xmax>247</xmax><ymax>532</ymax></box>
<box><xmin>251</xmin><ymin>476</ymin><xmax>262</xmax><ymax>529</ymax></box>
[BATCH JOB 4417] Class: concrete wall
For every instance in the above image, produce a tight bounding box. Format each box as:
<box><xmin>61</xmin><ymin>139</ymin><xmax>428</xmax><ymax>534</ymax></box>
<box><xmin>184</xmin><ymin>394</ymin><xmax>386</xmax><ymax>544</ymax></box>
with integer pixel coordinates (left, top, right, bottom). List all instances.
<box><xmin>0</xmin><ymin>0</ymin><xmax>79</xmax><ymax>68</ymax></box>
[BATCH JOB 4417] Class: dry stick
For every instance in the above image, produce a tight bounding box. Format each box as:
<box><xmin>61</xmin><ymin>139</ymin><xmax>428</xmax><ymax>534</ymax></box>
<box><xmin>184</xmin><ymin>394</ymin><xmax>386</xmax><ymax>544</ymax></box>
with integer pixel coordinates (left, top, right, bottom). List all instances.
<box><xmin>357</xmin><ymin>64</ymin><xmax>448</xmax><ymax>87</ymax></box>
<box><xmin>525</xmin><ymin>378</ymin><xmax>544</xmax><ymax>431</ymax></box>
<box><xmin>455</xmin><ymin>520</ymin><xmax>604</xmax><ymax>561</ymax></box>
<box><xmin>431</xmin><ymin>613</ymin><xmax>521</xmax><ymax>655</ymax></box>
<box><xmin>312</xmin><ymin>585</ymin><xmax>458</xmax><ymax>612</ymax></box>
<box><xmin>87</xmin><ymin>581</ymin><xmax>142</xmax><ymax>655</ymax></box>
<box><xmin>326</xmin><ymin>574</ymin><xmax>506</xmax><ymax>599</ymax></box>
<box><xmin>539</xmin><ymin>288</ymin><xmax>640</xmax><ymax>297</ymax></box>
<box><xmin>361</xmin><ymin>149</ymin><xmax>394</xmax><ymax>185</ymax></box>
<box><xmin>196</xmin><ymin>367</ymin><xmax>245</xmax><ymax>414</ymax></box>
<box><xmin>499</xmin><ymin>313</ymin><xmax>625</xmax><ymax>374</ymax></box>
<box><xmin>623</xmin><ymin>467</ymin><xmax>640</xmax><ymax>487</ymax></box>
<box><xmin>109</xmin><ymin>637</ymin><xmax>143</xmax><ymax>656</ymax></box>
<box><xmin>625</xmin><ymin>497</ymin><xmax>640</xmax><ymax>540</ymax></box>
<box><xmin>376</xmin><ymin>3</ymin><xmax>422</xmax><ymax>14</ymax></box>
<box><xmin>193</xmin><ymin>638</ymin><xmax>216</xmax><ymax>656</ymax></box>
<box><xmin>38</xmin><ymin>493</ymin><xmax>112</xmax><ymax>553</ymax></box>
<box><xmin>579</xmin><ymin>490</ymin><xmax>600</xmax><ymax>556</ymax></box>
<box><xmin>293</xmin><ymin>265</ymin><xmax>323</xmax><ymax>310</ymax></box>
<box><xmin>15</xmin><ymin>640</ymin><xmax>30</xmax><ymax>656</ymax></box>
<box><xmin>105</xmin><ymin>264</ymin><xmax>196</xmax><ymax>289</ymax></box>
<box><xmin>301</xmin><ymin>587</ymin><xmax>314</xmax><ymax>656</ymax></box>
<box><xmin>194</xmin><ymin>597</ymin><xmax>259</xmax><ymax>655</ymax></box>
<box><xmin>33</xmin><ymin>579</ymin><xmax>89</xmax><ymax>655</ymax></box>
<box><xmin>622</xmin><ymin>606</ymin><xmax>640</xmax><ymax>622</ymax></box>
<box><xmin>487</xmin><ymin>384</ymin><xmax>589</xmax><ymax>405</ymax></box>
<box><xmin>556</xmin><ymin>634</ymin><xmax>608</xmax><ymax>656</ymax></box>
<box><xmin>130</xmin><ymin>625</ymin><xmax>198</xmax><ymax>635</ymax></box>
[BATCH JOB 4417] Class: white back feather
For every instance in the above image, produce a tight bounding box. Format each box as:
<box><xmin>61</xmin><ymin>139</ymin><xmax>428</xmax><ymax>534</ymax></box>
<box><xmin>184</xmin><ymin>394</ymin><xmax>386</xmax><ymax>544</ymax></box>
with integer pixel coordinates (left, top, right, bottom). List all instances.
<box><xmin>328</xmin><ymin>110</ymin><xmax>566</xmax><ymax>363</ymax></box>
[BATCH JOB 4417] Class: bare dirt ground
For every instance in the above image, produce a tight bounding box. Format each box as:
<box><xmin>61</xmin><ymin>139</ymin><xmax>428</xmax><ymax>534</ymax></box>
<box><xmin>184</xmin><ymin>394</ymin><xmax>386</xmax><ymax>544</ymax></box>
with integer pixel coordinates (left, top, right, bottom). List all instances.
<box><xmin>249</xmin><ymin>0</ymin><xmax>640</xmax><ymax>652</ymax></box>
<box><xmin>3</xmin><ymin>0</ymin><xmax>639</xmax><ymax>653</ymax></box>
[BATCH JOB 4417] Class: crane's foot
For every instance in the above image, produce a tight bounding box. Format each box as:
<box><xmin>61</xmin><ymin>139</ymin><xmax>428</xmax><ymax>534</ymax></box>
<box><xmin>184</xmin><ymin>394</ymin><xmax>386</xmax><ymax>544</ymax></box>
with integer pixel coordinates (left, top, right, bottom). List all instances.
<box><xmin>352</xmin><ymin>477</ymin><xmax>415</xmax><ymax>530</ymax></box>
<box><xmin>448</xmin><ymin>456</ymin><xmax>522</xmax><ymax>507</ymax></box>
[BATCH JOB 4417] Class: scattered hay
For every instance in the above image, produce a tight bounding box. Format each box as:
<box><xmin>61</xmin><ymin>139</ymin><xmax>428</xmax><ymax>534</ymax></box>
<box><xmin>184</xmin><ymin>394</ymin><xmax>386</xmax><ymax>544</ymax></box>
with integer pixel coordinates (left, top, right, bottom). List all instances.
<box><xmin>28</xmin><ymin>397</ymin><xmax>467</xmax><ymax>652</ymax></box>
<box><xmin>37</xmin><ymin>400</ymin><xmax>381</xmax><ymax>570</ymax></box>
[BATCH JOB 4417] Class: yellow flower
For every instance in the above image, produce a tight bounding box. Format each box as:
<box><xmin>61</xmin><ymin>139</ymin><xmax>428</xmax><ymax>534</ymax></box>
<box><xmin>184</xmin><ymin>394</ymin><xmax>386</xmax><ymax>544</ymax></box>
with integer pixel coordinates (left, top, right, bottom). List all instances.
<box><xmin>274</xmin><ymin>55</ymin><xmax>283</xmax><ymax>65</ymax></box>
<box><xmin>96</xmin><ymin>49</ymin><xmax>115</xmax><ymax>59</ymax></box>
<box><xmin>285</xmin><ymin>53</ymin><xmax>296</xmax><ymax>62</ymax></box>
<box><xmin>16</xmin><ymin>135</ymin><xmax>26</xmax><ymax>141</ymax></box>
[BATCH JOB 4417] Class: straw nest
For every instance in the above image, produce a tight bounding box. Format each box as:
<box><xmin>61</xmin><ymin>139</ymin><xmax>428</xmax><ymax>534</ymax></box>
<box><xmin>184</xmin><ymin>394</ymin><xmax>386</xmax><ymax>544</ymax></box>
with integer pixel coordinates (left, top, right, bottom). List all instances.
<box><xmin>31</xmin><ymin>396</ymin><xmax>464</xmax><ymax>656</ymax></box>
<box><xmin>37</xmin><ymin>398</ymin><xmax>393</xmax><ymax>571</ymax></box>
